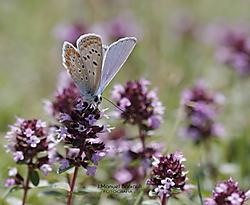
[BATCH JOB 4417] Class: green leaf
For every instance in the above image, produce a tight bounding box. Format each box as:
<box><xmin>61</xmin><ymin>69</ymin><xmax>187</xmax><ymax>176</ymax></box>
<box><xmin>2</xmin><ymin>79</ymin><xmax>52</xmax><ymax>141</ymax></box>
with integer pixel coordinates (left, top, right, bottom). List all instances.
<box><xmin>72</xmin><ymin>190</ymin><xmax>88</xmax><ymax>195</ymax></box>
<box><xmin>141</xmin><ymin>199</ymin><xmax>161</xmax><ymax>205</ymax></box>
<box><xmin>5</xmin><ymin>196</ymin><xmax>22</xmax><ymax>205</ymax></box>
<box><xmin>81</xmin><ymin>185</ymin><xmax>100</xmax><ymax>193</ymax></box>
<box><xmin>57</xmin><ymin>165</ymin><xmax>74</xmax><ymax>174</ymax></box>
<box><xmin>64</xmin><ymin>144</ymin><xmax>76</xmax><ymax>149</ymax></box>
<box><xmin>38</xmin><ymin>190</ymin><xmax>64</xmax><ymax>196</ymax></box>
<box><xmin>16</xmin><ymin>159</ymin><xmax>28</xmax><ymax>164</ymax></box>
<box><xmin>3</xmin><ymin>186</ymin><xmax>22</xmax><ymax>198</ymax></box>
<box><xmin>51</xmin><ymin>182</ymin><xmax>70</xmax><ymax>191</ymax></box>
<box><xmin>29</xmin><ymin>170</ymin><xmax>40</xmax><ymax>186</ymax></box>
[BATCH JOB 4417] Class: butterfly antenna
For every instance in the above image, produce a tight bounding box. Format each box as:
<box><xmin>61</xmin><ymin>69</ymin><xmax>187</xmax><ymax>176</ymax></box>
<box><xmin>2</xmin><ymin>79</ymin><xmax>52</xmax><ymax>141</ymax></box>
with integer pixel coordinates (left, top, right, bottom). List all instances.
<box><xmin>102</xmin><ymin>96</ymin><xmax>132</xmax><ymax>119</ymax></box>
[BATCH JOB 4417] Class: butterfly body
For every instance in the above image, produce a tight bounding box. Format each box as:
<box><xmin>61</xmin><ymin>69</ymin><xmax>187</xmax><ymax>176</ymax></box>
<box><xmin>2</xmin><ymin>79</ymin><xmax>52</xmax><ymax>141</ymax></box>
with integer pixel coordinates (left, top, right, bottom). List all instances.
<box><xmin>62</xmin><ymin>33</ymin><xmax>137</xmax><ymax>106</ymax></box>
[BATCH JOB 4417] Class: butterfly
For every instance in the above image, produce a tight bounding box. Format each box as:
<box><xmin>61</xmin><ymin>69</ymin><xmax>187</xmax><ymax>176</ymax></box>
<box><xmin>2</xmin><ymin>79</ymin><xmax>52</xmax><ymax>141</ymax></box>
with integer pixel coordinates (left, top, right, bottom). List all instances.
<box><xmin>62</xmin><ymin>33</ymin><xmax>137</xmax><ymax>106</ymax></box>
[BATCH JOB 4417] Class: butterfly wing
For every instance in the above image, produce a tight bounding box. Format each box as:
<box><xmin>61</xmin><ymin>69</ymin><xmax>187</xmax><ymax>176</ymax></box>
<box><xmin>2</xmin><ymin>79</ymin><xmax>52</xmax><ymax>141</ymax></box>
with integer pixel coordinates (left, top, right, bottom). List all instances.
<box><xmin>98</xmin><ymin>37</ymin><xmax>137</xmax><ymax>94</ymax></box>
<box><xmin>77</xmin><ymin>34</ymin><xmax>103</xmax><ymax>95</ymax></box>
<box><xmin>62</xmin><ymin>42</ymin><xmax>87</xmax><ymax>95</ymax></box>
<box><xmin>62</xmin><ymin>34</ymin><xmax>103</xmax><ymax>102</ymax></box>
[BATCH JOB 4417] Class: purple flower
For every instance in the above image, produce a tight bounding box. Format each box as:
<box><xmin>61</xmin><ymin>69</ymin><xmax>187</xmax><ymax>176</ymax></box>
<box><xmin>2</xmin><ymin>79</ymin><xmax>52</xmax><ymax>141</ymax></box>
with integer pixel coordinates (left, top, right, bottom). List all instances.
<box><xmin>13</xmin><ymin>151</ymin><xmax>24</xmax><ymax>162</ymax></box>
<box><xmin>5</xmin><ymin>167</ymin><xmax>24</xmax><ymax>187</ymax></box>
<box><xmin>60</xmin><ymin>113</ymin><xmax>72</xmax><ymax>122</ymax></box>
<box><xmin>180</xmin><ymin>79</ymin><xmax>225</xmax><ymax>143</ymax></box>
<box><xmin>23</xmin><ymin>128</ymin><xmax>35</xmax><ymax>137</ymax></box>
<box><xmin>40</xmin><ymin>164</ymin><xmax>52</xmax><ymax>176</ymax></box>
<box><xmin>110</xmin><ymin>77</ymin><xmax>165</xmax><ymax>131</ymax></box>
<box><xmin>91</xmin><ymin>153</ymin><xmax>102</xmax><ymax>166</ymax></box>
<box><xmin>27</xmin><ymin>135</ymin><xmax>41</xmax><ymax>148</ymax></box>
<box><xmin>36</xmin><ymin>119</ymin><xmax>47</xmax><ymax>128</ymax></box>
<box><xmin>147</xmin><ymin>151</ymin><xmax>192</xmax><ymax>198</ymax></box>
<box><xmin>5</xmin><ymin>178</ymin><xmax>16</xmax><ymax>187</ymax></box>
<box><xmin>59</xmin><ymin>159</ymin><xmax>70</xmax><ymax>170</ymax></box>
<box><xmin>86</xmin><ymin>166</ymin><xmax>97</xmax><ymax>176</ymax></box>
<box><xmin>204</xmin><ymin>177</ymin><xmax>250</xmax><ymax>205</ymax></box>
<box><xmin>57</xmin><ymin>127</ymin><xmax>69</xmax><ymax>140</ymax></box>
<box><xmin>85</xmin><ymin>114</ymin><xmax>97</xmax><ymax>125</ymax></box>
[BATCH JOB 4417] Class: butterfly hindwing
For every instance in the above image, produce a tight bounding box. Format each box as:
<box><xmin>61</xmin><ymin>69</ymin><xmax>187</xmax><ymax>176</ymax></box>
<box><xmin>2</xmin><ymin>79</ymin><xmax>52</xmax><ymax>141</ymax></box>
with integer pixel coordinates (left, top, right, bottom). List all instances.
<box><xmin>98</xmin><ymin>37</ymin><xmax>137</xmax><ymax>94</ymax></box>
<box><xmin>62</xmin><ymin>42</ymin><xmax>89</xmax><ymax>96</ymax></box>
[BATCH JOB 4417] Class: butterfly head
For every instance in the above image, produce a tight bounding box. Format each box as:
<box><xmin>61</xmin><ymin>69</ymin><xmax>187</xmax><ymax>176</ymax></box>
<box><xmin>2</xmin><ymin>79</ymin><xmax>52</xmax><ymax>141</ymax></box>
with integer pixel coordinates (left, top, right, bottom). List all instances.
<box><xmin>93</xmin><ymin>95</ymin><xmax>102</xmax><ymax>105</ymax></box>
<box><xmin>78</xmin><ymin>94</ymin><xmax>102</xmax><ymax>108</ymax></box>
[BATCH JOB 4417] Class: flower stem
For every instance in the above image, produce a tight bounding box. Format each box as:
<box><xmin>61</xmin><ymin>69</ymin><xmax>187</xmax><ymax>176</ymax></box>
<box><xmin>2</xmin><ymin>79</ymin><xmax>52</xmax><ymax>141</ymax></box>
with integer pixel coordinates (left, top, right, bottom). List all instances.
<box><xmin>138</xmin><ymin>125</ymin><xmax>146</xmax><ymax>156</ymax></box>
<box><xmin>160</xmin><ymin>194</ymin><xmax>167</xmax><ymax>205</ymax></box>
<box><xmin>67</xmin><ymin>166</ymin><xmax>79</xmax><ymax>205</ymax></box>
<box><xmin>22</xmin><ymin>170</ymin><xmax>30</xmax><ymax>205</ymax></box>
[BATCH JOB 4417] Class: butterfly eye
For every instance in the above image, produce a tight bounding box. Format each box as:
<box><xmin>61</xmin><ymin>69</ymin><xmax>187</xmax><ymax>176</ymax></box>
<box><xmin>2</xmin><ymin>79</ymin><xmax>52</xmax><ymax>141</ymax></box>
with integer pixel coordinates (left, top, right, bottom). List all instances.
<box><xmin>94</xmin><ymin>95</ymin><xmax>102</xmax><ymax>104</ymax></box>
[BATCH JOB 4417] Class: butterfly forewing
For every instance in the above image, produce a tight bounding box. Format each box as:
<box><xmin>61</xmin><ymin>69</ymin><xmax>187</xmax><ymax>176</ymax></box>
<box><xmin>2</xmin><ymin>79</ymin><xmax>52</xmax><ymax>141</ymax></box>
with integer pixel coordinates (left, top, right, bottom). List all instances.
<box><xmin>77</xmin><ymin>34</ymin><xmax>103</xmax><ymax>95</ymax></box>
<box><xmin>98</xmin><ymin>37</ymin><xmax>137</xmax><ymax>94</ymax></box>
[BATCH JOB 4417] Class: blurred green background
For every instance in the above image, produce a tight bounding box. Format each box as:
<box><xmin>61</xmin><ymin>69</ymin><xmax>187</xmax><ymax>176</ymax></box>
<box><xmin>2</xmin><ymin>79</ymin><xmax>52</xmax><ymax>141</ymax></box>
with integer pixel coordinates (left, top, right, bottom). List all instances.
<box><xmin>1</xmin><ymin>0</ymin><xmax>250</xmax><ymax>204</ymax></box>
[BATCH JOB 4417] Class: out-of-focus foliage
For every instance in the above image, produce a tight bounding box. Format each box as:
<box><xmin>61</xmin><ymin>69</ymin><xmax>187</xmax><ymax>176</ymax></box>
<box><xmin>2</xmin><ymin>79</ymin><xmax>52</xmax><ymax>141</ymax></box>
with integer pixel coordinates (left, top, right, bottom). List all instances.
<box><xmin>1</xmin><ymin>0</ymin><xmax>250</xmax><ymax>204</ymax></box>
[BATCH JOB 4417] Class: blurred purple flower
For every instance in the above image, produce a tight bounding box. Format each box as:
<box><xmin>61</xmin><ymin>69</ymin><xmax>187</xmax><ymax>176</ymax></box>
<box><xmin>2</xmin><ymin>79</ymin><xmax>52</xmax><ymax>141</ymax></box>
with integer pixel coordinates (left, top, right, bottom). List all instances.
<box><xmin>114</xmin><ymin>167</ymin><xmax>133</xmax><ymax>184</ymax></box>
<box><xmin>204</xmin><ymin>177</ymin><xmax>250</xmax><ymax>205</ymax></box>
<box><xmin>112</xmin><ymin>141</ymin><xmax>163</xmax><ymax>184</ymax></box>
<box><xmin>180</xmin><ymin>79</ymin><xmax>225</xmax><ymax>143</ymax></box>
<box><xmin>5</xmin><ymin>178</ymin><xmax>16</xmax><ymax>187</ymax></box>
<box><xmin>45</xmin><ymin>77</ymin><xmax>81</xmax><ymax>120</ymax></box>
<box><xmin>171</xmin><ymin>9</ymin><xmax>196</xmax><ymax>38</ymax></box>
<box><xmin>86</xmin><ymin>166</ymin><xmax>97</xmax><ymax>176</ymax></box>
<box><xmin>114</xmin><ymin>167</ymin><xmax>144</xmax><ymax>184</ymax></box>
<box><xmin>110</xmin><ymin>77</ymin><xmax>165</xmax><ymax>131</ymax></box>
<box><xmin>106</xmin><ymin>11</ymin><xmax>142</xmax><ymax>41</ymax></box>
<box><xmin>211</xmin><ymin>24</ymin><xmax>250</xmax><ymax>76</ymax></box>
<box><xmin>89</xmin><ymin>11</ymin><xmax>142</xmax><ymax>43</ymax></box>
<box><xmin>53</xmin><ymin>21</ymin><xmax>88</xmax><ymax>46</ymax></box>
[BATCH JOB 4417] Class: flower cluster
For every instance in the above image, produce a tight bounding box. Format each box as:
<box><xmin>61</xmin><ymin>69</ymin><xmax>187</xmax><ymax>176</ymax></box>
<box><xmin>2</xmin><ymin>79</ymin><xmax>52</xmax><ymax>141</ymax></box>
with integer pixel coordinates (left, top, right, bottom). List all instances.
<box><xmin>110</xmin><ymin>77</ymin><xmax>165</xmax><ymax>131</ymax></box>
<box><xmin>56</xmin><ymin>100</ymin><xmax>111</xmax><ymax>176</ymax></box>
<box><xmin>51</xmin><ymin>81</ymin><xmax>80</xmax><ymax>121</ymax></box>
<box><xmin>180</xmin><ymin>80</ymin><xmax>225</xmax><ymax>143</ymax></box>
<box><xmin>114</xmin><ymin>141</ymin><xmax>163</xmax><ymax>184</ymax></box>
<box><xmin>146</xmin><ymin>151</ymin><xmax>189</xmax><ymax>198</ymax></box>
<box><xmin>214</xmin><ymin>25</ymin><xmax>250</xmax><ymax>76</ymax></box>
<box><xmin>4</xmin><ymin>116</ymin><xmax>57</xmax><ymax>182</ymax></box>
<box><xmin>204</xmin><ymin>177</ymin><xmax>250</xmax><ymax>205</ymax></box>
